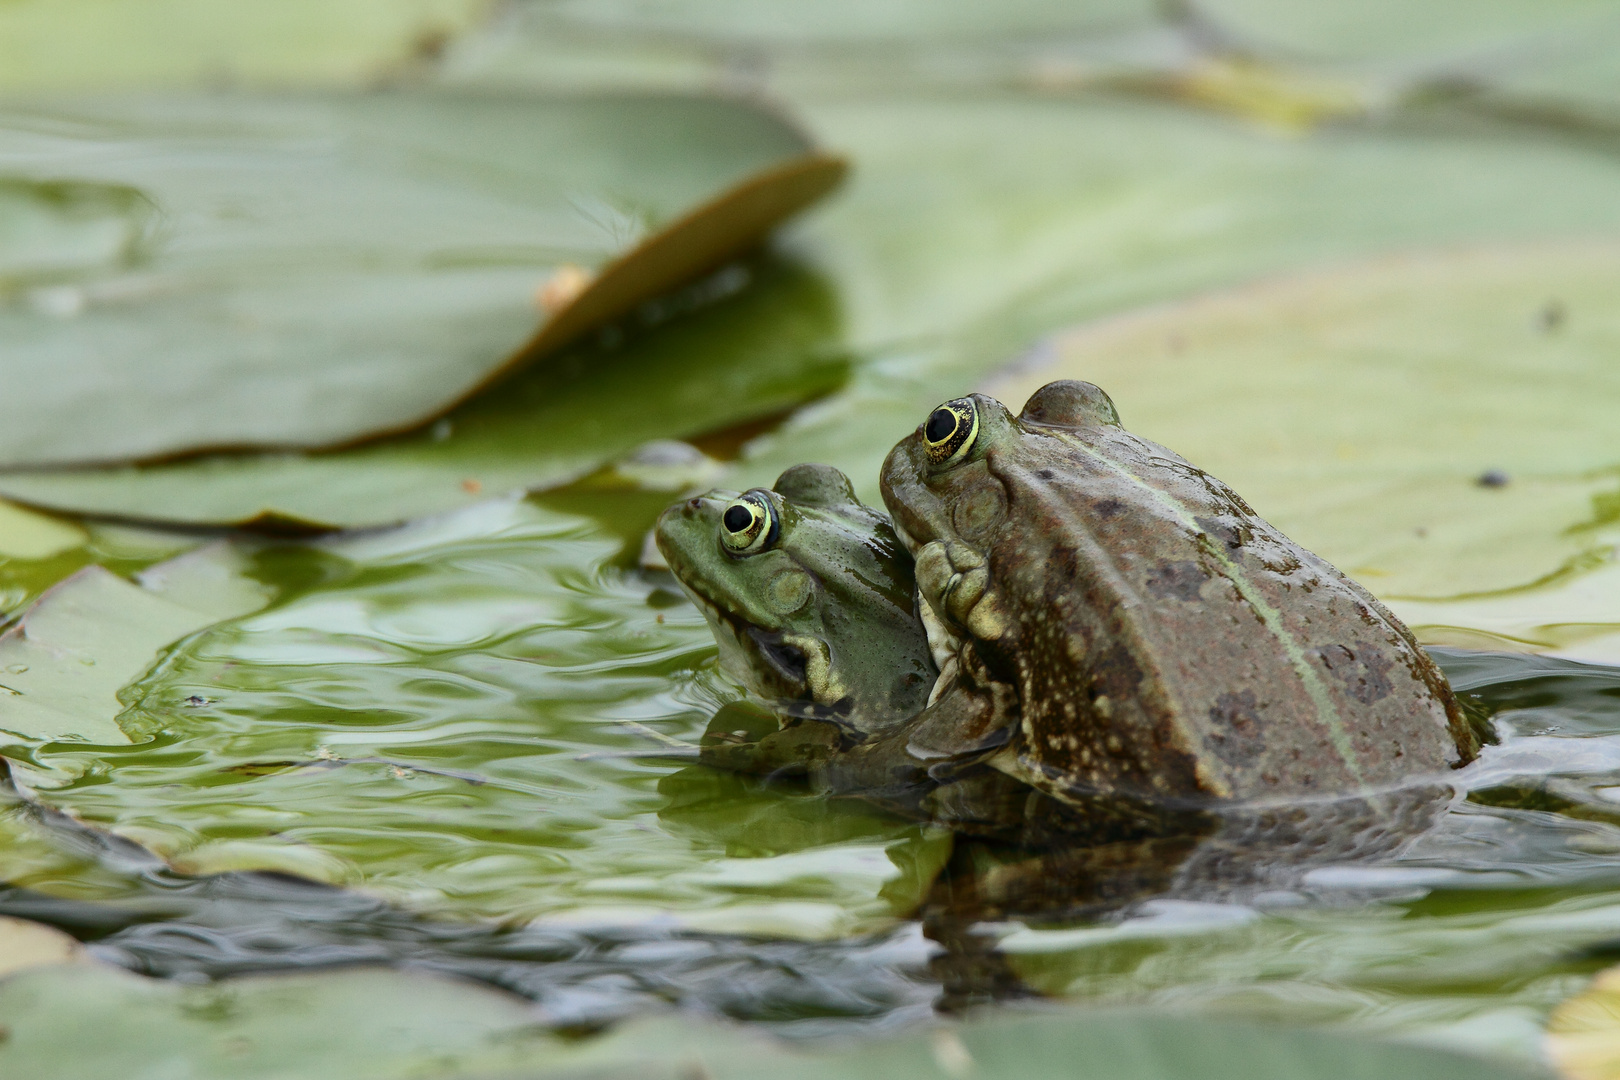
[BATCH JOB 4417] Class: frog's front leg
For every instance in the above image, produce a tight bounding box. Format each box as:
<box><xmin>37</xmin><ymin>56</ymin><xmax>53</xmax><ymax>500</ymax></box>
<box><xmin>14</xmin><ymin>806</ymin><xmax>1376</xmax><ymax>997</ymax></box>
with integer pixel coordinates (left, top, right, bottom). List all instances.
<box><xmin>814</xmin><ymin>662</ymin><xmax>1017</xmax><ymax>804</ymax></box>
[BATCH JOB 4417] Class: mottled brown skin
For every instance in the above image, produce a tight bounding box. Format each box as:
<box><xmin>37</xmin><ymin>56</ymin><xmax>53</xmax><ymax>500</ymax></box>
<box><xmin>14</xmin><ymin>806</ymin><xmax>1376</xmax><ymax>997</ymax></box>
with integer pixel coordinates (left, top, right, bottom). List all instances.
<box><xmin>875</xmin><ymin>380</ymin><xmax>1477</xmax><ymax>811</ymax></box>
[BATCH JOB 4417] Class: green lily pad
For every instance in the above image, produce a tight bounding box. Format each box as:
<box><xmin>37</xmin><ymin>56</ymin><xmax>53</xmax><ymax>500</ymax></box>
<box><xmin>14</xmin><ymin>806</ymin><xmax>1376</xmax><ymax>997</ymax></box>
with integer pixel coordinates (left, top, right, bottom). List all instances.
<box><xmin>0</xmin><ymin>497</ymin><xmax>946</xmax><ymax>926</ymax></box>
<box><xmin>0</xmin><ymin>964</ymin><xmax>574</xmax><ymax>1079</ymax></box>
<box><xmin>0</xmin><ymin>544</ymin><xmax>272</xmax><ymax>746</ymax></box>
<box><xmin>0</xmin><ymin>502</ymin><xmax>84</xmax><ymax>562</ymax></box>
<box><xmin>0</xmin><ymin>252</ymin><xmax>849</xmax><ymax>530</ymax></box>
<box><xmin>726</xmin><ymin>96</ymin><xmax>1620</xmax><ymax>505</ymax></box>
<box><xmin>1192</xmin><ymin>0</ymin><xmax>1617</xmax><ymax>68</ymax></box>
<box><xmin>1184</xmin><ymin>0</ymin><xmax>1620</xmax><ymax>133</ymax></box>
<box><xmin>0</xmin><ymin>90</ymin><xmax>833</xmax><ymax>468</ymax></box>
<box><xmin>728</xmin><ymin>1012</ymin><xmax>1548</xmax><ymax>1080</ymax></box>
<box><xmin>520</xmin><ymin>0</ymin><xmax>1154</xmax><ymax>44</ymax></box>
<box><xmin>0</xmin><ymin>0</ymin><xmax>492</xmax><ymax>92</ymax></box>
<box><xmin>1390</xmin><ymin>564</ymin><xmax>1620</xmax><ymax>663</ymax></box>
<box><xmin>443</xmin><ymin>0</ymin><xmax>1166</xmax><ymax>98</ymax></box>
<box><xmin>988</xmin><ymin>243</ymin><xmax>1620</xmax><ymax>601</ymax></box>
<box><xmin>0</xmin><ymin>966</ymin><xmax>1551</xmax><ymax>1080</ymax></box>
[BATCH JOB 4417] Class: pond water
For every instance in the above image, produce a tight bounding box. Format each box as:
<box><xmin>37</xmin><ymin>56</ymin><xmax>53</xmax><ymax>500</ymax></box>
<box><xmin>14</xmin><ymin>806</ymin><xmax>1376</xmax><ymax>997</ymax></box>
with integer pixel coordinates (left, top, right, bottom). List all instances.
<box><xmin>4</xmin><ymin>489</ymin><xmax>1620</xmax><ymax>1060</ymax></box>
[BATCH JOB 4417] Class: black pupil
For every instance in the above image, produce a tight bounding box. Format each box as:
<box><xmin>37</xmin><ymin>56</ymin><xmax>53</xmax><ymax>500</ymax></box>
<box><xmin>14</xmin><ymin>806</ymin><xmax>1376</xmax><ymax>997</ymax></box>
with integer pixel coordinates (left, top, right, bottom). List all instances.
<box><xmin>723</xmin><ymin>504</ymin><xmax>755</xmax><ymax>533</ymax></box>
<box><xmin>925</xmin><ymin>408</ymin><xmax>957</xmax><ymax>443</ymax></box>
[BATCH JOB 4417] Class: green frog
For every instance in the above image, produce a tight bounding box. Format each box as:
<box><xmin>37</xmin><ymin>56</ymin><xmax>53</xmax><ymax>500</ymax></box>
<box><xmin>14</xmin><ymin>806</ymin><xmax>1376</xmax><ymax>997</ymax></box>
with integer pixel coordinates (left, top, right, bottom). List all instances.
<box><xmin>654</xmin><ymin>463</ymin><xmax>937</xmax><ymax>763</ymax></box>
<box><xmin>866</xmin><ymin>379</ymin><xmax>1479</xmax><ymax>810</ymax></box>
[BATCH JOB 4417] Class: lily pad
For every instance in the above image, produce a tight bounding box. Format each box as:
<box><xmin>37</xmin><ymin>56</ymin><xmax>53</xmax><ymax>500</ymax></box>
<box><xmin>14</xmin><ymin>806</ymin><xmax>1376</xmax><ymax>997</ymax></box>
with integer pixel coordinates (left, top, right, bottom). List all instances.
<box><xmin>0</xmin><ymin>544</ymin><xmax>272</xmax><ymax>746</ymax></box>
<box><xmin>987</xmin><ymin>243</ymin><xmax>1620</xmax><ymax>600</ymax></box>
<box><xmin>0</xmin><ymin>502</ymin><xmax>84</xmax><ymax>562</ymax></box>
<box><xmin>1390</xmin><ymin>565</ymin><xmax>1620</xmax><ymax>664</ymax></box>
<box><xmin>1185</xmin><ymin>0</ymin><xmax>1620</xmax><ymax>133</ymax></box>
<box><xmin>0</xmin><ymin>967</ymin><xmax>1551</xmax><ymax>1080</ymax></box>
<box><xmin>0</xmin><ymin>91</ymin><xmax>836</xmax><ymax>468</ymax></box>
<box><xmin>442</xmin><ymin>0</ymin><xmax>1169</xmax><ymax>98</ymax></box>
<box><xmin>0</xmin><ymin>253</ymin><xmax>848</xmax><ymax>530</ymax></box>
<box><xmin>0</xmin><ymin>964</ymin><xmax>573</xmax><ymax>1079</ymax></box>
<box><xmin>0</xmin><ymin>0</ymin><xmax>492</xmax><ymax>92</ymax></box>
<box><xmin>728</xmin><ymin>95</ymin><xmax>1620</xmax><ymax>506</ymax></box>
<box><xmin>734</xmin><ymin>1012</ymin><xmax>1547</xmax><ymax>1080</ymax></box>
<box><xmin>1192</xmin><ymin>0</ymin><xmax>1618</xmax><ymax>69</ymax></box>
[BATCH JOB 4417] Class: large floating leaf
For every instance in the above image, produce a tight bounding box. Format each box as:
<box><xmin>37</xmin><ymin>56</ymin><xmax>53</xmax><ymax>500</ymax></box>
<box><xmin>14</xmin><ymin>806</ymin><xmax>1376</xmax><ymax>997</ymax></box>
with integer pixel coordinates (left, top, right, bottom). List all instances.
<box><xmin>0</xmin><ymin>0</ymin><xmax>492</xmax><ymax>92</ymax></box>
<box><xmin>448</xmin><ymin>0</ymin><xmax>1620</xmax><ymax>133</ymax></box>
<box><xmin>0</xmin><ymin>91</ymin><xmax>836</xmax><ymax>468</ymax></box>
<box><xmin>0</xmin><ymin>502</ymin><xmax>83</xmax><ymax>562</ymax></box>
<box><xmin>1192</xmin><ymin>0</ymin><xmax>1617</xmax><ymax>68</ymax></box>
<box><xmin>0</xmin><ymin>967</ymin><xmax>1551</xmax><ymax>1080</ymax></box>
<box><xmin>725</xmin><ymin>96</ymin><xmax>1620</xmax><ymax>504</ymax></box>
<box><xmin>987</xmin><ymin>243</ymin><xmax>1620</xmax><ymax>601</ymax></box>
<box><xmin>736</xmin><ymin>1012</ymin><xmax>1548</xmax><ymax>1080</ymax></box>
<box><xmin>0</xmin><ymin>965</ymin><xmax>570</xmax><ymax>1079</ymax></box>
<box><xmin>444</xmin><ymin>0</ymin><xmax>1168</xmax><ymax>97</ymax></box>
<box><xmin>0</xmin><ymin>254</ymin><xmax>847</xmax><ymax>530</ymax></box>
<box><xmin>1391</xmin><ymin>565</ymin><xmax>1620</xmax><ymax>664</ymax></box>
<box><xmin>0</xmin><ymin>497</ymin><xmax>947</xmax><ymax>927</ymax></box>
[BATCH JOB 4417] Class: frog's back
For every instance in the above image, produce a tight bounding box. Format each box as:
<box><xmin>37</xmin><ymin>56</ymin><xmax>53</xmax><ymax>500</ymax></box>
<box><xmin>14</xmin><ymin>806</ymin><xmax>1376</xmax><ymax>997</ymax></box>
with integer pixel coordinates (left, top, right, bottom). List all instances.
<box><xmin>982</xmin><ymin>422</ymin><xmax>1474</xmax><ymax>805</ymax></box>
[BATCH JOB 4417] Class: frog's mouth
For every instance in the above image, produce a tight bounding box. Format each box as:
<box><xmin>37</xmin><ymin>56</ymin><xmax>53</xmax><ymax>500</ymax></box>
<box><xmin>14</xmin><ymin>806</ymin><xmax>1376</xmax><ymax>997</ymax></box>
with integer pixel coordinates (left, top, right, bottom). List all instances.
<box><xmin>679</xmin><ymin>587</ymin><xmax>839</xmax><ymax>706</ymax></box>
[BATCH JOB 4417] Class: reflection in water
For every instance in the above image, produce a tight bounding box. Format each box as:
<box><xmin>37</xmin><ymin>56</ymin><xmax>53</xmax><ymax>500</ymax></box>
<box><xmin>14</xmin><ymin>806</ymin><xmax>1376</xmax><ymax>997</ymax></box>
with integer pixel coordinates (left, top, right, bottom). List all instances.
<box><xmin>927</xmin><ymin>784</ymin><xmax>1455</xmax><ymax>923</ymax></box>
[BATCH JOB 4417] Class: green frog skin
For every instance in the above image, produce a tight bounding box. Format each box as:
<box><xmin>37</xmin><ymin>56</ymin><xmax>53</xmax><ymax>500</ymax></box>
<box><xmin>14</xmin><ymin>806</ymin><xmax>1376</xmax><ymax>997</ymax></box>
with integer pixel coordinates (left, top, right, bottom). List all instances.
<box><xmin>871</xmin><ymin>379</ymin><xmax>1478</xmax><ymax>810</ymax></box>
<box><xmin>654</xmin><ymin>463</ymin><xmax>936</xmax><ymax>740</ymax></box>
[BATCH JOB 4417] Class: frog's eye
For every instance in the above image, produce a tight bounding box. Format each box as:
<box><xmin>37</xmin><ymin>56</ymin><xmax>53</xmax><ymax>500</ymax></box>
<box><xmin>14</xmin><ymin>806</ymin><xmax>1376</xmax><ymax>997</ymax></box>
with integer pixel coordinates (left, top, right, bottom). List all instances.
<box><xmin>923</xmin><ymin>397</ymin><xmax>979</xmax><ymax>468</ymax></box>
<box><xmin>719</xmin><ymin>492</ymin><xmax>778</xmax><ymax>554</ymax></box>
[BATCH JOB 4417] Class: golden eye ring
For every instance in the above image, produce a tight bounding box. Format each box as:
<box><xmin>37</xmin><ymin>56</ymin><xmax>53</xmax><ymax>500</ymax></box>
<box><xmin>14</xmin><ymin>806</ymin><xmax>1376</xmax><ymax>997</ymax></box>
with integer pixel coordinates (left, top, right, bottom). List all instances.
<box><xmin>719</xmin><ymin>492</ymin><xmax>777</xmax><ymax>554</ymax></box>
<box><xmin>922</xmin><ymin>397</ymin><xmax>978</xmax><ymax>467</ymax></box>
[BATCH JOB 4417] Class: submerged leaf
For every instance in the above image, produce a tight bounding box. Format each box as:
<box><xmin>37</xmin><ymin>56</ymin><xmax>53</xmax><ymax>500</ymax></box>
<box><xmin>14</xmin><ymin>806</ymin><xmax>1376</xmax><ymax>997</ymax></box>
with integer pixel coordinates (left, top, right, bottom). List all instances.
<box><xmin>0</xmin><ymin>545</ymin><xmax>271</xmax><ymax>746</ymax></box>
<box><xmin>0</xmin><ymin>91</ymin><xmax>831</xmax><ymax>467</ymax></box>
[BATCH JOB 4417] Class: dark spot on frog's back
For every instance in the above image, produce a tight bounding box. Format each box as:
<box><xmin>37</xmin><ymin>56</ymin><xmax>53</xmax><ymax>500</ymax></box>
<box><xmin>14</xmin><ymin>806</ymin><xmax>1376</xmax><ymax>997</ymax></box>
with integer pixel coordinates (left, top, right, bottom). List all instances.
<box><xmin>1045</xmin><ymin>546</ymin><xmax>1081</xmax><ymax>594</ymax></box>
<box><xmin>1145</xmin><ymin>560</ymin><xmax>1207</xmax><ymax>602</ymax></box>
<box><xmin>1093</xmin><ymin>499</ymin><xmax>1126</xmax><ymax>519</ymax></box>
<box><xmin>1194</xmin><ymin>514</ymin><xmax>1250</xmax><ymax>552</ymax></box>
<box><xmin>1090</xmin><ymin>641</ymin><xmax>1145</xmax><ymax>702</ymax></box>
<box><xmin>1312</xmin><ymin>641</ymin><xmax>1395</xmax><ymax>705</ymax></box>
<box><xmin>1206</xmin><ymin>689</ymin><xmax>1264</xmax><ymax>767</ymax></box>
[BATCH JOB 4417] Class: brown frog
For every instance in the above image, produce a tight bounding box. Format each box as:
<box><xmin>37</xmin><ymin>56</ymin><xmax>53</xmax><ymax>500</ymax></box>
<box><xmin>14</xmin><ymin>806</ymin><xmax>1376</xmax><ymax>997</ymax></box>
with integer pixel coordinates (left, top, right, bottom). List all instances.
<box><xmin>860</xmin><ymin>379</ymin><xmax>1478</xmax><ymax>811</ymax></box>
